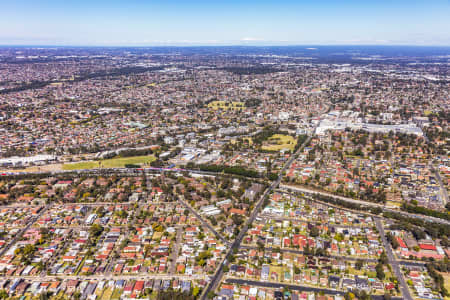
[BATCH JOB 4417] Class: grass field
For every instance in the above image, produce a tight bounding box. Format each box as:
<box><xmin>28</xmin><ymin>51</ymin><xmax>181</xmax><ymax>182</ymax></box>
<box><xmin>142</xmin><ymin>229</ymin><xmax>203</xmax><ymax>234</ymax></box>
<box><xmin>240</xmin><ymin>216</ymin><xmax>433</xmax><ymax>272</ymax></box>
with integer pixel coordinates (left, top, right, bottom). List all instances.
<box><xmin>386</xmin><ymin>201</ymin><xmax>402</xmax><ymax>208</ymax></box>
<box><xmin>100</xmin><ymin>288</ymin><xmax>113</xmax><ymax>300</ymax></box>
<box><xmin>152</xmin><ymin>232</ymin><xmax>163</xmax><ymax>240</ymax></box>
<box><xmin>95</xmin><ymin>286</ymin><xmax>105</xmax><ymax>298</ymax></box>
<box><xmin>269</xmin><ymin>265</ymin><xmax>285</xmax><ymax>279</ymax></box>
<box><xmin>207</xmin><ymin>100</ymin><xmax>245</xmax><ymax>110</ymax></box>
<box><xmin>1</xmin><ymin>163</ymin><xmax>63</xmax><ymax>173</ymax></box>
<box><xmin>62</xmin><ymin>155</ymin><xmax>156</xmax><ymax>170</ymax></box>
<box><xmin>441</xmin><ymin>273</ymin><xmax>450</xmax><ymax>300</ymax></box>
<box><xmin>111</xmin><ymin>289</ymin><xmax>122</xmax><ymax>300</ymax></box>
<box><xmin>262</xmin><ymin>134</ymin><xmax>297</xmax><ymax>151</ymax></box>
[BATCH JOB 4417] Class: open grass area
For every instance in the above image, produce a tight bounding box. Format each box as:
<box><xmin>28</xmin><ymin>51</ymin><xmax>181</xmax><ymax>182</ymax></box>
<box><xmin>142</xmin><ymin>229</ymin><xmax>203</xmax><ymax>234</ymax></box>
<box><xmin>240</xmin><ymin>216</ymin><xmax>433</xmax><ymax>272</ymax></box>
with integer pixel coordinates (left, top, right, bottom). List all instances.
<box><xmin>386</xmin><ymin>201</ymin><xmax>402</xmax><ymax>208</ymax></box>
<box><xmin>348</xmin><ymin>267</ymin><xmax>366</xmax><ymax>276</ymax></box>
<box><xmin>62</xmin><ymin>155</ymin><xmax>156</xmax><ymax>170</ymax></box>
<box><xmin>262</xmin><ymin>134</ymin><xmax>297</xmax><ymax>151</ymax></box>
<box><xmin>152</xmin><ymin>232</ymin><xmax>163</xmax><ymax>240</ymax></box>
<box><xmin>111</xmin><ymin>289</ymin><xmax>122</xmax><ymax>300</ymax></box>
<box><xmin>53</xmin><ymin>290</ymin><xmax>69</xmax><ymax>300</ymax></box>
<box><xmin>1</xmin><ymin>163</ymin><xmax>64</xmax><ymax>173</ymax></box>
<box><xmin>269</xmin><ymin>265</ymin><xmax>285</xmax><ymax>277</ymax></box>
<box><xmin>95</xmin><ymin>287</ymin><xmax>105</xmax><ymax>298</ymax></box>
<box><xmin>100</xmin><ymin>288</ymin><xmax>113</xmax><ymax>300</ymax></box>
<box><xmin>441</xmin><ymin>272</ymin><xmax>450</xmax><ymax>300</ymax></box>
<box><xmin>207</xmin><ymin>100</ymin><xmax>245</xmax><ymax>110</ymax></box>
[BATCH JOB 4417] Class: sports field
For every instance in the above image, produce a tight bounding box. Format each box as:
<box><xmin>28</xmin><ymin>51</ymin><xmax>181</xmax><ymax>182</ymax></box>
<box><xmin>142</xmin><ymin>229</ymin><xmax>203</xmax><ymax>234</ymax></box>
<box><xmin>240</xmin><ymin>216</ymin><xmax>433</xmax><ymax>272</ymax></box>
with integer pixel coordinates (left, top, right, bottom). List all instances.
<box><xmin>261</xmin><ymin>134</ymin><xmax>297</xmax><ymax>151</ymax></box>
<box><xmin>62</xmin><ymin>155</ymin><xmax>156</xmax><ymax>170</ymax></box>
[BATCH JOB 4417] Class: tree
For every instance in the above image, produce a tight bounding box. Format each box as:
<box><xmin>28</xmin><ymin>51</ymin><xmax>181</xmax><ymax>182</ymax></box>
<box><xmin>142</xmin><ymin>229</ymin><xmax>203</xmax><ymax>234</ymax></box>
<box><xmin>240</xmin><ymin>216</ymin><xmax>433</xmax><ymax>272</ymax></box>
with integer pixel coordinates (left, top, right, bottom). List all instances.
<box><xmin>23</xmin><ymin>244</ymin><xmax>36</xmax><ymax>256</ymax></box>
<box><xmin>40</xmin><ymin>292</ymin><xmax>51</xmax><ymax>300</ymax></box>
<box><xmin>356</xmin><ymin>290</ymin><xmax>372</xmax><ymax>300</ymax></box>
<box><xmin>89</xmin><ymin>224</ymin><xmax>104</xmax><ymax>237</ymax></box>
<box><xmin>335</xmin><ymin>233</ymin><xmax>344</xmax><ymax>242</ymax></box>
<box><xmin>310</xmin><ymin>226</ymin><xmax>320</xmax><ymax>237</ymax></box>
<box><xmin>344</xmin><ymin>292</ymin><xmax>355</xmax><ymax>300</ymax></box>
<box><xmin>379</xmin><ymin>251</ymin><xmax>388</xmax><ymax>265</ymax></box>
<box><xmin>386</xmin><ymin>233</ymin><xmax>399</xmax><ymax>249</ymax></box>
<box><xmin>257</xmin><ymin>240</ymin><xmax>265</xmax><ymax>252</ymax></box>
<box><xmin>232</xmin><ymin>214</ymin><xmax>244</xmax><ymax>226</ymax></box>
<box><xmin>376</xmin><ymin>263</ymin><xmax>385</xmax><ymax>280</ymax></box>
<box><xmin>355</xmin><ymin>260</ymin><xmax>363</xmax><ymax>270</ymax></box>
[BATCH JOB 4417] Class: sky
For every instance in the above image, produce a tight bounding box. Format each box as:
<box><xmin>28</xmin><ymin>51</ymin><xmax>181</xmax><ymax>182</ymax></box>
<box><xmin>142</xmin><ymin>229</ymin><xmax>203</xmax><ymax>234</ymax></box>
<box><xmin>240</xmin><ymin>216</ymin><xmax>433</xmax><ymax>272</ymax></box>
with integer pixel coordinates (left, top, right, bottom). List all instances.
<box><xmin>0</xmin><ymin>0</ymin><xmax>449</xmax><ymax>46</ymax></box>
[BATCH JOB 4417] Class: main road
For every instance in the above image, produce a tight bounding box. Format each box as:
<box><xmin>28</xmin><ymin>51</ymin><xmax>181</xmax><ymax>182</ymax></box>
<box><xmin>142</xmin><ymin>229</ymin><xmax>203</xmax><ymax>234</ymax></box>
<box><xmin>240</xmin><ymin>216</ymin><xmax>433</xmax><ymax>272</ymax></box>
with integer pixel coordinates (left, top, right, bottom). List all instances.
<box><xmin>200</xmin><ymin>136</ymin><xmax>312</xmax><ymax>299</ymax></box>
<box><xmin>432</xmin><ymin>166</ymin><xmax>449</xmax><ymax>207</ymax></box>
<box><xmin>4</xmin><ymin>273</ymin><xmax>208</xmax><ymax>281</ymax></box>
<box><xmin>224</xmin><ymin>278</ymin><xmax>403</xmax><ymax>300</ymax></box>
<box><xmin>1</xmin><ymin>166</ymin><xmax>226</xmax><ymax>178</ymax></box>
<box><xmin>375</xmin><ymin>218</ymin><xmax>413</xmax><ymax>300</ymax></box>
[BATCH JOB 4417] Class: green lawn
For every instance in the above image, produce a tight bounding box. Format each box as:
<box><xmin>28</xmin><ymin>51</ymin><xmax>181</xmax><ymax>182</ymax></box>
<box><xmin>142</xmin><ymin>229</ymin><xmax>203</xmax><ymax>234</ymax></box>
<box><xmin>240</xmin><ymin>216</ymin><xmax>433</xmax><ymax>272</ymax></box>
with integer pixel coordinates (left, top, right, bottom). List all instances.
<box><xmin>441</xmin><ymin>272</ymin><xmax>450</xmax><ymax>300</ymax></box>
<box><xmin>62</xmin><ymin>155</ymin><xmax>156</xmax><ymax>170</ymax></box>
<box><xmin>111</xmin><ymin>289</ymin><xmax>123</xmax><ymax>300</ymax></box>
<box><xmin>262</xmin><ymin>134</ymin><xmax>297</xmax><ymax>151</ymax></box>
<box><xmin>100</xmin><ymin>288</ymin><xmax>113</xmax><ymax>300</ymax></box>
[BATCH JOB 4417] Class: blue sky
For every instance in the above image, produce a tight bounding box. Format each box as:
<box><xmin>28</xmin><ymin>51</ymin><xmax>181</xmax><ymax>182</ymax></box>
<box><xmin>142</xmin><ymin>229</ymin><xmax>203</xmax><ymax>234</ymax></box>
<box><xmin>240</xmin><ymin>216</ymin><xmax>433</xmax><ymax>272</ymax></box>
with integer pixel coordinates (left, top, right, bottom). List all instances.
<box><xmin>0</xmin><ymin>0</ymin><xmax>449</xmax><ymax>46</ymax></box>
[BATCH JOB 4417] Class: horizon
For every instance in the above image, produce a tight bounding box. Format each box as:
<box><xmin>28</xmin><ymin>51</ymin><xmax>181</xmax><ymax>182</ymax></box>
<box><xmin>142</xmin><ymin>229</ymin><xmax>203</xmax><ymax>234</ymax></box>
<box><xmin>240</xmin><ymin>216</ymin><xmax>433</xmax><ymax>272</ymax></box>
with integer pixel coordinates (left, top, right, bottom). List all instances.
<box><xmin>1</xmin><ymin>0</ymin><xmax>449</xmax><ymax>46</ymax></box>
<box><xmin>2</xmin><ymin>44</ymin><xmax>450</xmax><ymax>48</ymax></box>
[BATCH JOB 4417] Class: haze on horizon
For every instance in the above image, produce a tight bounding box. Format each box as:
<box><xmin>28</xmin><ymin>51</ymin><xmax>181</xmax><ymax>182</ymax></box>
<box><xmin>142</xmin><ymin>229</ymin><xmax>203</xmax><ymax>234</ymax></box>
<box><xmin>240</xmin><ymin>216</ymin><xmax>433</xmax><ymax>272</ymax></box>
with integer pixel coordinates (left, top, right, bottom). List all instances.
<box><xmin>0</xmin><ymin>0</ymin><xmax>449</xmax><ymax>46</ymax></box>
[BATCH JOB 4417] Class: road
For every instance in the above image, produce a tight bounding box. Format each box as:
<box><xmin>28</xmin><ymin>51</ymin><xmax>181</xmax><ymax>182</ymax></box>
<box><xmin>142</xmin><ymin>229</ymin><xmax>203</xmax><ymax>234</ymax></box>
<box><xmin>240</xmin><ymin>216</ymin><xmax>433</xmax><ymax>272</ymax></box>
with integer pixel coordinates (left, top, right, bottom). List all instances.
<box><xmin>224</xmin><ymin>278</ymin><xmax>403</xmax><ymax>300</ymax></box>
<box><xmin>1</xmin><ymin>166</ymin><xmax>223</xmax><ymax>178</ymax></box>
<box><xmin>104</xmin><ymin>200</ymin><xmax>144</xmax><ymax>276</ymax></box>
<box><xmin>0</xmin><ymin>203</ymin><xmax>52</xmax><ymax>258</ymax></box>
<box><xmin>3</xmin><ymin>273</ymin><xmax>208</xmax><ymax>281</ymax></box>
<box><xmin>178</xmin><ymin>196</ymin><xmax>230</xmax><ymax>246</ymax></box>
<box><xmin>281</xmin><ymin>184</ymin><xmax>450</xmax><ymax>225</ymax></box>
<box><xmin>423</xmin><ymin>131</ymin><xmax>448</xmax><ymax>207</ymax></box>
<box><xmin>200</xmin><ymin>136</ymin><xmax>312</xmax><ymax>299</ymax></box>
<box><xmin>375</xmin><ymin>218</ymin><xmax>413</xmax><ymax>300</ymax></box>
<box><xmin>259</xmin><ymin>214</ymin><xmax>371</xmax><ymax>229</ymax></box>
<box><xmin>239</xmin><ymin>245</ymin><xmax>425</xmax><ymax>267</ymax></box>
<box><xmin>169</xmin><ymin>226</ymin><xmax>183</xmax><ymax>275</ymax></box>
<box><xmin>11</xmin><ymin>163</ymin><xmax>446</xmax><ymax>226</ymax></box>
<box><xmin>41</xmin><ymin>229</ymin><xmax>74</xmax><ymax>276</ymax></box>
<box><xmin>241</xmin><ymin>244</ymin><xmax>379</xmax><ymax>263</ymax></box>
<box><xmin>432</xmin><ymin>166</ymin><xmax>449</xmax><ymax>207</ymax></box>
